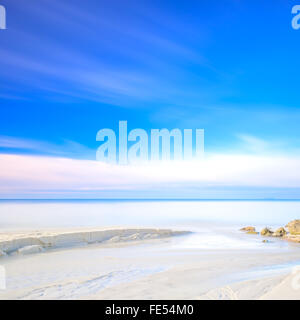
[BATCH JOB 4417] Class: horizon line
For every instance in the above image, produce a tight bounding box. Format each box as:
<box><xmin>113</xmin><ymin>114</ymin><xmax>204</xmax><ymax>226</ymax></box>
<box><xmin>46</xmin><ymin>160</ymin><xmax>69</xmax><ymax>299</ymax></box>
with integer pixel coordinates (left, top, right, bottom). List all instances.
<box><xmin>1</xmin><ymin>198</ymin><xmax>300</xmax><ymax>201</ymax></box>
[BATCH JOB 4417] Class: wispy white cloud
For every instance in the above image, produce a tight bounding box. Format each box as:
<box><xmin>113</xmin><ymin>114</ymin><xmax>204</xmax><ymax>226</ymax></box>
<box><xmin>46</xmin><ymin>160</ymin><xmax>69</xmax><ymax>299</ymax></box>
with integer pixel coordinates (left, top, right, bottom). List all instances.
<box><xmin>1</xmin><ymin>134</ymin><xmax>300</xmax><ymax>198</ymax></box>
<box><xmin>0</xmin><ymin>136</ymin><xmax>94</xmax><ymax>159</ymax></box>
<box><xmin>235</xmin><ymin>133</ymin><xmax>300</xmax><ymax>155</ymax></box>
<box><xmin>1</xmin><ymin>152</ymin><xmax>300</xmax><ymax>197</ymax></box>
<box><xmin>237</xmin><ymin>134</ymin><xmax>273</xmax><ymax>153</ymax></box>
<box><xmin>0</xmin><ymin>0</ymin><xmax>218</xmax><ymax>106</ymax></box>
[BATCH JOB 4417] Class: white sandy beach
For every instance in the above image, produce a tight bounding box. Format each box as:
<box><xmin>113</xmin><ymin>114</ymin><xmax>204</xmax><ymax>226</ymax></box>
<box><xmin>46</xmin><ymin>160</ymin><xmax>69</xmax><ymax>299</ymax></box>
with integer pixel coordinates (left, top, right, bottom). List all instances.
<box><xmin>0</xmin><ymin>226</ymin><xmax>300</xmax><ymax>300</ymax></box>
<box><xmin>0</xmin><ymin>200</ymin><xmax>300</xmax><ymax>300</ymax></box>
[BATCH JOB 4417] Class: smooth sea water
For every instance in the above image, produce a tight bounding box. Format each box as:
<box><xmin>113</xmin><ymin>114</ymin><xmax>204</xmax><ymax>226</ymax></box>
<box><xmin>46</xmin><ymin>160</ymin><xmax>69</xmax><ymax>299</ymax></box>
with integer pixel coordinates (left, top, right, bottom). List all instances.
<box><xmin>0</xmin><ymin>199</ymin><xmax>299</xmax><ymax>230</ymax></box>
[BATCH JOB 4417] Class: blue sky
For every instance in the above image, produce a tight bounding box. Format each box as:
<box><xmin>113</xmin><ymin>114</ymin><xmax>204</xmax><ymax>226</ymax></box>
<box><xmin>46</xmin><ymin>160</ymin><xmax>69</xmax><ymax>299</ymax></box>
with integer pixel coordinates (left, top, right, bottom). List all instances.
<box><xmin>1</xmin><ymin>0</ymin><xmax>300</xmax><ymax>198</ymax></box>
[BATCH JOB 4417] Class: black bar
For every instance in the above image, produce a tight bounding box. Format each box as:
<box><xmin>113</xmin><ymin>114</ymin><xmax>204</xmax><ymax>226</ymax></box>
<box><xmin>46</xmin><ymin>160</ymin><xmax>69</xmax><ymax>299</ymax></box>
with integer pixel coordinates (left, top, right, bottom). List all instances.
<box><xmin>0</xmin><ymin>300</ymin><xmax>295</xmax><ymax>318</ymax></box>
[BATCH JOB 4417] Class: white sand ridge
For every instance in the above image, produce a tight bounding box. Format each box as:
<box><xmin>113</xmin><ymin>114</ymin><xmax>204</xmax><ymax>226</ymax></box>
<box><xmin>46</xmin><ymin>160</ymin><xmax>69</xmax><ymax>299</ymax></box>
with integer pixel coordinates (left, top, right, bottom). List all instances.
<box><xmin>0</xmin><ymin>227</ymin><xmax>189</xmax><ymax>257</ymax></box>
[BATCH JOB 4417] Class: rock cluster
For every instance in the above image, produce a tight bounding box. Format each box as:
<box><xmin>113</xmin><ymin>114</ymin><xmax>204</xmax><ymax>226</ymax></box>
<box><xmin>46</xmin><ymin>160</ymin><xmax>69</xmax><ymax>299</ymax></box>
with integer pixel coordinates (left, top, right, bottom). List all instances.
<box><xmin>240</xmin><ymin>220</ymin><xmax>300</xmax><ymax>243</ymax></box>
